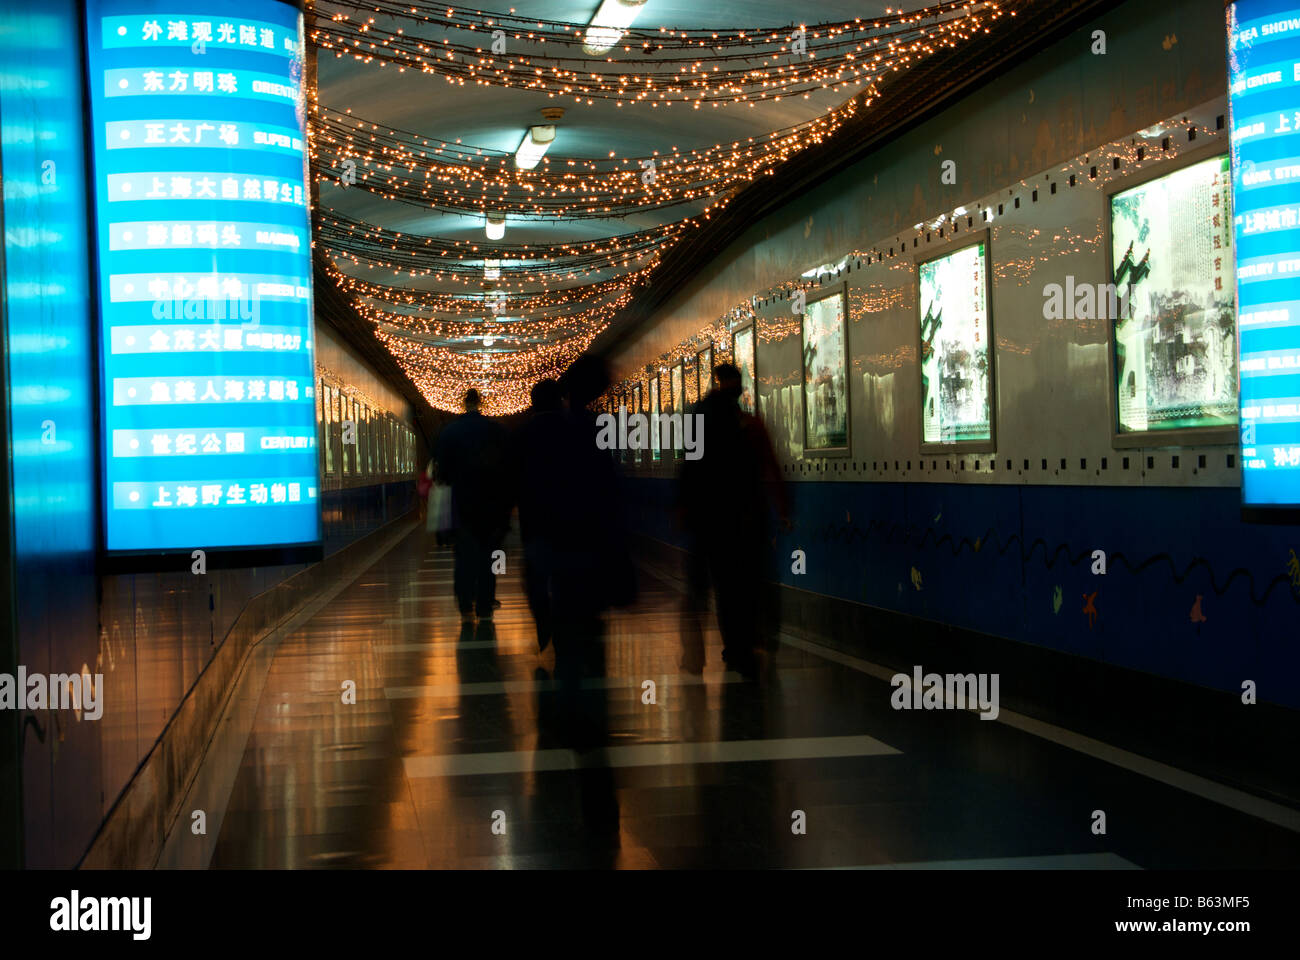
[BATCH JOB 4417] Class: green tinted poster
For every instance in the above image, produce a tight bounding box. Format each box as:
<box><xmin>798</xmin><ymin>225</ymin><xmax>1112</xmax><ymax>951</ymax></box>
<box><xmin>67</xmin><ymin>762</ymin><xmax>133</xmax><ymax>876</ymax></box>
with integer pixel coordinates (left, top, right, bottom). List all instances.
<box><xmin>649</xmin><ymin>375</ymin><xmax>661</xmax><ymax>460</ymax></box>
<box><xmin>802</xmin><ymin>291</ymin><xmax>848</xmax><ymax>450</ymax></box>
<box><xmin>733</xmin><ymin>326</ymin><xmax>756</xmax><ymax>414</ymax></box>
<box><xmin>1109</xmin><ymin>155</ymin><xmax>1237</xmax><ymax>434</ymax></box>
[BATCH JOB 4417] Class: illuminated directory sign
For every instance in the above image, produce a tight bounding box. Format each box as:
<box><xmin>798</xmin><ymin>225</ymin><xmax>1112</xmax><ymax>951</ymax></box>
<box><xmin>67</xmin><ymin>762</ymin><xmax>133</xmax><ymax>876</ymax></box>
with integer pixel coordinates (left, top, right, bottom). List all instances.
<box><xmin>85</xmin><ymin>0</ymin><xmax>320</xmax><ymax>551</ymax></box>
<box><xmin>1229</xmin><ymin>0</ymin><xmax>1300</xmax><ymax>511</ymax></box>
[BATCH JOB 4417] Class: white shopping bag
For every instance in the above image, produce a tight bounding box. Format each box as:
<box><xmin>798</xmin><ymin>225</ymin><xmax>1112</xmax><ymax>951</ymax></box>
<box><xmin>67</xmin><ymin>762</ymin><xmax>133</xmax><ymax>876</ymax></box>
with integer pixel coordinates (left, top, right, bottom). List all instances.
<box><xmin>427</xmin><ymin>483</ymin><xmax>453</xmax><ymax>533</ymax></box>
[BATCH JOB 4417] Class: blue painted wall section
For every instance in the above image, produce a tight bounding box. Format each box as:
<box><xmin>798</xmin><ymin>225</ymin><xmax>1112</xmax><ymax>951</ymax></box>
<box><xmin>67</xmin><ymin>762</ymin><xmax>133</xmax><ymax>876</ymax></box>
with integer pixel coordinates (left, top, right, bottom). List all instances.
<box><xmin>627</xmin><ymin>476</ymin><xmax>1300</xmax><ymax>709</ymax></box>
<box><xmin>1</xmin><ymin>0</ymin><xmax>103</xmax><ymax>871</ymax></box>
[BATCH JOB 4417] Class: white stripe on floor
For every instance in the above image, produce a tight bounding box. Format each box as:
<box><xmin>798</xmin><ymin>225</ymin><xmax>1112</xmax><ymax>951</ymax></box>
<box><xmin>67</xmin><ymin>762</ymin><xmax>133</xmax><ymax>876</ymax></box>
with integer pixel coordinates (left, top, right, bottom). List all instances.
<box><xmin>403</xmin><ymin>733</ymin><xmax>899</xmax><ymax>778</ymax></box>
<box><xmin>383</xmin><ymin>615</ymin><xmax>487</xmax><ymax>625</ymax></box>
<box><xmin>382</xmin><ymin>610</ymin><xmax>674</xmax><ymax>626</ymax></box>
<box><xmin>385</xmin><ymin>669</ymin><xmax>747</xmax><ymax>699</ymax></box>
<box><xmin>828</xmin><ymin>852</ymin><xmax>1138</xmax><ymax>870</ymax></box>
<box><xmin>398</xmin><ymin>583</ymin><xmax>521</xmax><ymax>599</ymax></box>
<box><xmin>375</xmin><ymin>639</ymin><xmax>543</xmax><ymax>653</ymax></box>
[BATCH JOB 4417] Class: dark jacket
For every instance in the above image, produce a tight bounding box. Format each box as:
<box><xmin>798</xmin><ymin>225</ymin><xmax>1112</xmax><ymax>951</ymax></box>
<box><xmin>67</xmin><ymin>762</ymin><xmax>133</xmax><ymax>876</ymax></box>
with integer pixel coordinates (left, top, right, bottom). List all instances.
<box><xmin>511</xmin><ymin>406</ymin><xmax>568</xmax><ymax>542</ymax></box>
<box><xmin>545</xmin><ymin>408</ymin><xmax>636</xmax><ymax>611</ymax></box>
<box><xmin>434</xmin><ymin>410</ymin><xmax>511</xmax><ymax>539</ymax></box>
<box><xmin>678</xmin><ymin>389</ymin><xmax>789</xmax><ymax>541</ymax></box>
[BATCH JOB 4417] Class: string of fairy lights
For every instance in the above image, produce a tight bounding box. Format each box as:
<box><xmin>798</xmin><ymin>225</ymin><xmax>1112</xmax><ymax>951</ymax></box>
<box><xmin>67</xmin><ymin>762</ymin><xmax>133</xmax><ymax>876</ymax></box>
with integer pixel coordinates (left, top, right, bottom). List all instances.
<box><xmin>321</xmin><ymin>0</ymin><xmax>993</xmax><ymax>50</ymax></box>
<box><xmin>331</xmin><ymin>265</ymin><xmax>640</xmax><ymax>319</ymax></box>
<box><xmin>310</xmin><ymin>98</ymin><xmax>865</xmax><ymax>219</ymax></box>
<box><xmin>318</xmin><ymin>206</ymin><xmax>677</xmax><ymax>285</ymax></box>
<box><xmin>604</xmin><ymin>110</ymin><xmax>1228</xmax><ymax>409</ymax></box>
<box><xmin>312</xmin><ymin>1</ymin><xmax>1008</xmax><ymax>106</ymax></box>
<box><xmin>312</xmin><ymin>1</ymin><xmax>1026</xmax><ymax>414</ymax></box>
<box><xmin>366</xmin><ymin>294</ymin><xmax>624</xmax><ymax>411</ymax></box>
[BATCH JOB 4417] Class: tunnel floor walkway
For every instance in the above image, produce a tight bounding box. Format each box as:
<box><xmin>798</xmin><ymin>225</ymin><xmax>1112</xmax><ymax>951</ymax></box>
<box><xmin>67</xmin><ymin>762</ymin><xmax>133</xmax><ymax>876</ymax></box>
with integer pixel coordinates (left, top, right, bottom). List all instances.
<box><xmin>199</xmin><ymin>526</ymin><xmax>1300</xmax><ymax>869</ymax></box>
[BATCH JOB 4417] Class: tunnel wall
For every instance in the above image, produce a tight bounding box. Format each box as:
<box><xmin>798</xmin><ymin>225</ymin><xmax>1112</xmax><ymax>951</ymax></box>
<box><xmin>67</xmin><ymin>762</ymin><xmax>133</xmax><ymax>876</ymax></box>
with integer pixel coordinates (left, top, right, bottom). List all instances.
<box><xmin>628</xmin><ymin>477</ymin><xmax>1299</xmax><ymax>710</ymax></box>
<box><xmin>0</xmin><ymin>2</ymin><xmax>423</xmax><ymax>867</ymax></box>
<box><xmin>610</xmin><ymin>0</ymin><xmax>1300</xmax><ymax>712</ymax></box>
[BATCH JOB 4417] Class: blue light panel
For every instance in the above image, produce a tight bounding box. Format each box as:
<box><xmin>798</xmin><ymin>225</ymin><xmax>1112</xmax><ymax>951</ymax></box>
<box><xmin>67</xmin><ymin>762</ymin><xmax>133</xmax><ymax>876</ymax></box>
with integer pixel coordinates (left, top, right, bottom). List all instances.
<box><xmin>1230</xmin><ymin>0</ymin><xmax>1300</xmax><ymax>510</ymax></box>
<box><xmin>85</xmin><ymin>0</ymin><xmax>320</xmax><ymax>552</ymax></box>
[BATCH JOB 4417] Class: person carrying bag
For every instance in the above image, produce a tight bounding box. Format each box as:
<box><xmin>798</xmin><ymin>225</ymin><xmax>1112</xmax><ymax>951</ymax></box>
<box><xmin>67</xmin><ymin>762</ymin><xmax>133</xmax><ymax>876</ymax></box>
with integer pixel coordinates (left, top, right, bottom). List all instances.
<box><xmin>419</xmin><ymin>459</ymin><xmax>454</xmax><ymax>544</ymax></box>
<box><xmin>427</xmin><ymin>481</ymin><xmax>453</xmax><ymax>542</ymax></box>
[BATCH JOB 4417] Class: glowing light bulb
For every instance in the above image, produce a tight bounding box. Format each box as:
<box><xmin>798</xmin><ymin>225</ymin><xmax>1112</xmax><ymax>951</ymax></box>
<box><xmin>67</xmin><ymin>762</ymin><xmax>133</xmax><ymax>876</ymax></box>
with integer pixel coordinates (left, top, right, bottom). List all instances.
<box><xmin>485</xmin><ymin>214</ymin><xmax>506</xmax><ymax>241</ymax></box>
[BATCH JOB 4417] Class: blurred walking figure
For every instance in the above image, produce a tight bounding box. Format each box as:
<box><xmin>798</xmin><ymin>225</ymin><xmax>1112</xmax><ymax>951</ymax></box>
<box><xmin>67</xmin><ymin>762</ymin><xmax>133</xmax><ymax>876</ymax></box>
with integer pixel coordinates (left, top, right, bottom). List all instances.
<box><xmin>521</xmin><ymin>361</ymin><xmax>628</xmax><ymax>836</ymax></box>
<box><xmin>417</xmin><ymin>458</ymin><xmax>433</xmax><ymax>523</ymax></box>
<box><xmin>419</xmin><ymin>457</ymin><xmax>453</xmax><ymax>546</ymax></box>
<box><xmin>435</xmin><ymin>388</ymin><xmax>511</xmax><ymax>624</ymax></box>
<box><xmin>677</xmin><ymin>362</ymin><xmax>790</xmax><ymax>679</ymax></box>
<box><xmin>548</xmin><ymin>357</ymin><xmax>635</xmax><ymax>699</ymax></box>
<box><xmin>512</xmin><ymin>378</ymin><xmax>565</xmax><ymax>650</ymax></box>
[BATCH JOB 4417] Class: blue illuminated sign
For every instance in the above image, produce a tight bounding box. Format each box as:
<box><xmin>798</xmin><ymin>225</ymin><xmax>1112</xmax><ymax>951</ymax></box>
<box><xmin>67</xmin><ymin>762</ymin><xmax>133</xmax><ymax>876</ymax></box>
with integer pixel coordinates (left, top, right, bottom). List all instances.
<box><xmin>85</xmin><ymin>0</ymin><xmax>320</xmax><ymax>552</ymax></box>
<box><xmin>1229</xmin><ymin>0</ymin><xmax>1300</xmax><ymax>512</ymax></box>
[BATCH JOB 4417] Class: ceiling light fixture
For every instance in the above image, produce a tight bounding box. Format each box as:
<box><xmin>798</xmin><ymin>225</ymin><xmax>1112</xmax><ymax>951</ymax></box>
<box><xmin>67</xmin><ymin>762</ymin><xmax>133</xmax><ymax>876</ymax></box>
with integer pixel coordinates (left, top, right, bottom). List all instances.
<box><xmin>485</xmin><ymin>213</ymin><xmax>506</xmax><ymax>240</ymax></box>
<box><xmin>582</xmin><ymin>0</ymin><xmax>648</xmax><ymax>55</ymax></box>
<box><xmin>514</xmin><ymin>108</ymin><xmax>564</xmax><ymax>170</ymax></box>
<box><xmin>515</xmin><ymin>125</ymin><xmax>556</xmax><ymax>170</ymax></box>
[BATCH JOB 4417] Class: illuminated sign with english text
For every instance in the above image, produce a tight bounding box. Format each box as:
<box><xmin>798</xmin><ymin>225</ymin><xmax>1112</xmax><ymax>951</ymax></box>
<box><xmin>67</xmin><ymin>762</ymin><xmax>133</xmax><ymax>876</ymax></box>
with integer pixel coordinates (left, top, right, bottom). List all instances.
<box><xmin>85</xmin><ymin>0</ymin><xmax>320</xmax><ymax>552</ymax></box>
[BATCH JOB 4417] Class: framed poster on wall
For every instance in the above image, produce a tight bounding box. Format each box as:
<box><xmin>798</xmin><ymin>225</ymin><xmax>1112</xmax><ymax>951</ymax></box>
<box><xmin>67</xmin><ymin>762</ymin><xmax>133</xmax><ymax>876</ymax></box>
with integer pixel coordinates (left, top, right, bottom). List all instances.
<box><xmin>732</xmin><ymin>326</ymin><xmax>757</xmax><ymax>414</ymax></box>
<box><xmin>362</xmin><ymin>405</ymin><xmax>371</xmax><ymax>476</ymax></box>
<box><xmin>671</xmin><ymin>362</ymin><xmax>684</xmax><ymax>457</ymax></box>
<box><xmin>340</xmin><ymin>395</ymin><xmax>351</xmax><ymax>476</ymax></box>
<box><xmin>649</xmin><ymin>372</ymin><xmax>661</xmax><ymax>461</ymax></box>
<box><xmin>322</xmin><ymin>381</ymin><xmax>334</xmax><ymax>475</ymax></box>
<box><xmin>1105</xmin><ymin>147</ymin><xmax>1237</xmax><ymax>447</ymax></box>
<box><xmin>621</xmin><ymin>390</ymin><xmax>631</xmax><ymax>463</ymax></box>
<box><xmin>632</xmin><ymin>382</ymin><xmax>643</xmax><ymax>465</ymax></box>
<box><xmin>917</xmin><ymin>231</ymin><xmax>995</xmax><ymax>452</ymax></box>
<box><xmin>696</xmin><ymin>342</ymin><xmax>711</xmax><ymax>399</ymax></box>
<box><xmin>330</xmin><ymin>387</ymin><xmax>340</xmax><ymax>476</ymax></box>
<box><xmin>800</xmin><ymin>283</ymin><xmax>850</xmax><ymax>454</ymax></box>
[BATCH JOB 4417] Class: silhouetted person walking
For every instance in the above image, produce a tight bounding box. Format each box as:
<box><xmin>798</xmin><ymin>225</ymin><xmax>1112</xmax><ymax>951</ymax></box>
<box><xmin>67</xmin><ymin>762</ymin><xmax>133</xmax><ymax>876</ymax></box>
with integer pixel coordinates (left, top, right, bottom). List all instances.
<box><xmin>435</xmin><ymin>388</ymin><xmax>511</xmax><ymax>623</ymax></box>
<box><xmin>526</xmin><ymin>363</ymin><xmax>627</xmax><ymax>843</ymax></box>
<box><xmin>546</xmin><ymin>357</ymin><xmax>635</xmax><ymax>744</ymax></box>
<box><xmin>677</xmin><ymin>363</ymin><xmax>789</xmax><ymax>678</ymax></box>
<box><xmin>512</xmin><ymin>378</ymin><xmax>565</xmax><ymax>650</ymax></box>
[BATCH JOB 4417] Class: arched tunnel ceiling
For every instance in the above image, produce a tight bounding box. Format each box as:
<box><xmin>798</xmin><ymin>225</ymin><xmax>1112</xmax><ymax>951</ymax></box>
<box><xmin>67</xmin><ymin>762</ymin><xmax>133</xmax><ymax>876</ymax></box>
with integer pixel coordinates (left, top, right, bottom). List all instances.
<box><xmin>308</xmin><ymin>0</ymin><xmax>1112</xmax><ymax>413</ymax></box>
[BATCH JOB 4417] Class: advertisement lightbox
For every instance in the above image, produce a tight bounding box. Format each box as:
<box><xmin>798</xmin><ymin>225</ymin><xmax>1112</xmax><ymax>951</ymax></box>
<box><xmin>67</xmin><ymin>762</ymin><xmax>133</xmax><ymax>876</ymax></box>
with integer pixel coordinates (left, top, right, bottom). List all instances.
<box><xmin>732</xmin><ymin>325</ymin><xmax>756</xmax><ymax>415</ymax></box>
<box><xmin>917</xmin><ymin>234</ymin><xmax>995</xmax><ymax>452</ymax></box>
<box><xmin>1106</xmin><ymin>152</ymin><xmax>1237</xmax><ymax>443</ymax></box>
<box><xmin>800</xmin><ymin>284</ymin><xmax>850</xmax><ymax>453</ymax></box>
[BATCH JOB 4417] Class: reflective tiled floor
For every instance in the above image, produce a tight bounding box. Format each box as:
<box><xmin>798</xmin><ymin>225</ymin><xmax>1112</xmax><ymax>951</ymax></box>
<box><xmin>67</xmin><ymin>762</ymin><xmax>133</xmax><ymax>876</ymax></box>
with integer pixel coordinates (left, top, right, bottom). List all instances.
<box><xmin>205</xmin><ymin>529</ymin><xmax>1300</xmax><ymax>869</ymax></box>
